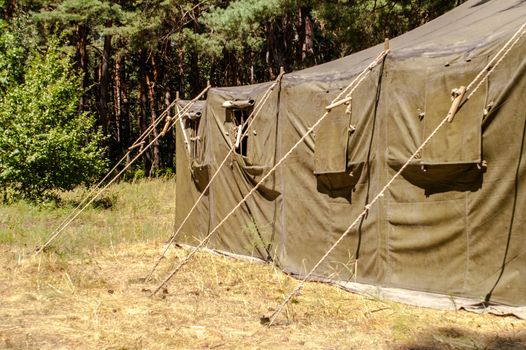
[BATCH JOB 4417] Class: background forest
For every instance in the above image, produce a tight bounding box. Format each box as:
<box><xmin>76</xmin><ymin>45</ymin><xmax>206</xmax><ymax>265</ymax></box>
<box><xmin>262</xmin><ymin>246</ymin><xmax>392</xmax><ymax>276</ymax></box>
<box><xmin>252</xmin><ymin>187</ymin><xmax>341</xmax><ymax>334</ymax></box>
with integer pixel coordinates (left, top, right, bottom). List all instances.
<box><xmin>0</xmin><ymin>0</ymin><xmax>465</xmax><ymax>200</ymax></box>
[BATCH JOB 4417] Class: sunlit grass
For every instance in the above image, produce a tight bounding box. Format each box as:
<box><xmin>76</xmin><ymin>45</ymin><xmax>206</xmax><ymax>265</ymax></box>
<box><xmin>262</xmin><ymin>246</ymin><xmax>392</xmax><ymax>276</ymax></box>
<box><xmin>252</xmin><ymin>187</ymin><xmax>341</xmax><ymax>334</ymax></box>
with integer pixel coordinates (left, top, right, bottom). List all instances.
<box><xmin>0</xmin><ymin>177</ymin><xmax>175</xmax><ymax>255</ymax></box>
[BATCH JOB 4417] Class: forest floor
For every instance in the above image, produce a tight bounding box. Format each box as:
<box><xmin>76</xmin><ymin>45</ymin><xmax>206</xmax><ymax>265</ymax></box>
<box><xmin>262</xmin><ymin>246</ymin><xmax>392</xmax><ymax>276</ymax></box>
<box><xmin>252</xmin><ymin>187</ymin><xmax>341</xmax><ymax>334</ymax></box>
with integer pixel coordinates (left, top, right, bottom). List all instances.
<box><xmin>1</xmin><ymin>178</ymin><xmax>525</xmax><ymax>349</ymax></box>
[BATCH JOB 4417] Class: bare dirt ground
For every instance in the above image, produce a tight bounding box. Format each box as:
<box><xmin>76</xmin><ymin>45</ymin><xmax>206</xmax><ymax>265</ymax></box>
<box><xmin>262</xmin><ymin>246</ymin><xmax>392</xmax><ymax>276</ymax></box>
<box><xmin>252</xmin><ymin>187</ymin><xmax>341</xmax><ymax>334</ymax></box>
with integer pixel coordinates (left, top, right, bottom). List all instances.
<box><xmin>1</xmin><ymin>242</ymin><xmax>525</xmax><ymax>350</ymax></box>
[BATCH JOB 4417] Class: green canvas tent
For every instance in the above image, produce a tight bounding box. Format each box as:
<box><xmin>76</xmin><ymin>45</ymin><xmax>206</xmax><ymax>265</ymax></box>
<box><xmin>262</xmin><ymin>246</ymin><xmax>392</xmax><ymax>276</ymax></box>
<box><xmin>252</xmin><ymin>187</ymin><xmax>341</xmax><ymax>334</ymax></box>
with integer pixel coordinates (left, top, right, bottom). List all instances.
<box><xmin>175</xmin><ymin>0</ymin><xmax>526</xmax><ymax>318</ymax></box>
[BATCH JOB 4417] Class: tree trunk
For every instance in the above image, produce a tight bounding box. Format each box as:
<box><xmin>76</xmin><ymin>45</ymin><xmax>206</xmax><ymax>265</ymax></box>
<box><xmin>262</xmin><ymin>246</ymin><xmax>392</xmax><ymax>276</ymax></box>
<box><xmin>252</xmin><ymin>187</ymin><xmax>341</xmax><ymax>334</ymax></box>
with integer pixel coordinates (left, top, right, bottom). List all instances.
<box><xmin>165</xmin><ymin>91</ymin><xmax>175</xmax><ymax>170</ymax></box>
<box><xmin>300</xmin><ymin>7</ymin><xmax>313</xmax><ymax>61</ymax></box>
<box><xmin>76</xmin><ymin>24</ymin><xmax>89</xmax><ymax>112</ymax></box>
<box><xmin>2</xmin><ymin>0</ymin><xmax>17</xmax><ymax>19</ymax></box>
<box><xmin>139</xmin><ymin>49</ymin><xmax>152</xmax><ymax>175</ymax></box>
<box><xmin>98</xmin><ymin>34</ymin><xmax>112</xmax><ymax>136</ymax></box>
<box><xmin>145</xmin><ymin>52</ymin><xmax>161</xmax><ymax>175</ymax></box>
<box><xmin>120</xmin><ymin>60</ymin><xmax>131</xmax><ymax>149</ymax></box>
<box><xmin>189</xmin><ymin>47</ymin><xmax>200</xmax><ymax>95</ymax></box>
<box><xmin>177</xmin><ymin>47</ymin><xmax>185</xmax><ymax>95</ymax></box>
<box><xmin>265</xmin><ymin>20</ymin><xmax>289</xmax><ymax>80</ymax></box>
<box><xmin>113</xmin><ymin>56</ymin><xmax>122</xmax><ymax>143</ymax></box>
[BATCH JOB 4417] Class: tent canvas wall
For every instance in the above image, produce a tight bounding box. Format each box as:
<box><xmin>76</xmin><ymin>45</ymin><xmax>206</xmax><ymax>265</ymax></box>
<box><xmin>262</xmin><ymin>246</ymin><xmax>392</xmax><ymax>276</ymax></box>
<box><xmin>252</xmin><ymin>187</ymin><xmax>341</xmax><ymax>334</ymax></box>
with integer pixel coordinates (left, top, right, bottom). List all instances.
<box><xmin>175</xmin><ymin>0</ymin><xmax>526</xmax><ymax>317</ymax></box>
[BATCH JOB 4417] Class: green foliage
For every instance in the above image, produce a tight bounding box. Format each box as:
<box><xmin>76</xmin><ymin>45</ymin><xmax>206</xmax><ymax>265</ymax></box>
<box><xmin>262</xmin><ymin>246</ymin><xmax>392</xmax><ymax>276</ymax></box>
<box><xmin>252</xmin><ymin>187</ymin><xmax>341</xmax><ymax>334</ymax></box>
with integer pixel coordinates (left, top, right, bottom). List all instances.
<box><xmin>314</xmin><ymin>0</ymin><xmax>464</xmax><ymax>56</ymax></box>
<box><xmin>0</xmin><ymin>37</ymin><xmax>107</xmax><ymax>201</ymax></box>
<box><xmin>34</xmin><ymin>0</ymin><xmax>125</xmax><ymax>32</ymax></box>
<box><xmin>196</xmin><ymin>0</ymin><xmax>282</xmax><ymax>55</ymax></box>
<box><xmin>0</xmin><ymin>20</ymin><xmax>24</xmax><ymax>91</ymax></box>
<box><xmin>0</xmin><ymin>16</ymin><xmax>38</xmax><ymax>92</ymax></box>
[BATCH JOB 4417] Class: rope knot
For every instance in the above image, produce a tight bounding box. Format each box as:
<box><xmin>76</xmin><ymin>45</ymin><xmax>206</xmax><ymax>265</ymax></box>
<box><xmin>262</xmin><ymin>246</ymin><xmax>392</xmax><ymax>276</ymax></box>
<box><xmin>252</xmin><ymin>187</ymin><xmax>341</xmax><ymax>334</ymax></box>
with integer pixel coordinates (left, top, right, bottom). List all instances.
<box><xmin>450</xmin><ymin>87</ymin><xmax>463</xmax><ymax>101</ymax></box>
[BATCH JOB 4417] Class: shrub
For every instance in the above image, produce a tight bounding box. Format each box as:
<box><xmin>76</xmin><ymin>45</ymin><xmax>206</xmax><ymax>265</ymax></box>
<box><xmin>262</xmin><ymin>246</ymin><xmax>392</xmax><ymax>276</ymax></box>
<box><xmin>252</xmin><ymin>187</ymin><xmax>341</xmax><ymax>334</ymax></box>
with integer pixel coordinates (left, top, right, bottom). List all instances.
<box><xmin>0</xmin><ymin>37</ymin><xmax>107</xmax><ymax>201</ymax></box>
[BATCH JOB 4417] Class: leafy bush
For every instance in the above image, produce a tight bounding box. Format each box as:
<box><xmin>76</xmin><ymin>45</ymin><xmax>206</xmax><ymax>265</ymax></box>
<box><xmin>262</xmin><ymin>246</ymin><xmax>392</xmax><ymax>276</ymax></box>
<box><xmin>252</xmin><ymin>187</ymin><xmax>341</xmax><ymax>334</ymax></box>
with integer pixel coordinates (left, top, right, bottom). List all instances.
<box><xmin>0</xmin><ymin>19</ymin><xmax>26</xmax><ymax>92</ymax></box>
<box><xmin>0</xmin><ymin>36</ymin><xmax>107</xmax><ymax>201</ymax></box>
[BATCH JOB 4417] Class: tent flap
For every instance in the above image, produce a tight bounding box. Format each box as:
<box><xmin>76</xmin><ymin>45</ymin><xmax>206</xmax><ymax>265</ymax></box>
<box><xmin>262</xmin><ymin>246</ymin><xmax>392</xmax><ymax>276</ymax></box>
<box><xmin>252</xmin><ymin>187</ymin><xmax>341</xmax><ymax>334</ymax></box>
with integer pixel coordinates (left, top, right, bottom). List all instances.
<box><xmin>421</xmin><ymin>54</ymin><xmax>487</xmax><ymax>165</ymax></box>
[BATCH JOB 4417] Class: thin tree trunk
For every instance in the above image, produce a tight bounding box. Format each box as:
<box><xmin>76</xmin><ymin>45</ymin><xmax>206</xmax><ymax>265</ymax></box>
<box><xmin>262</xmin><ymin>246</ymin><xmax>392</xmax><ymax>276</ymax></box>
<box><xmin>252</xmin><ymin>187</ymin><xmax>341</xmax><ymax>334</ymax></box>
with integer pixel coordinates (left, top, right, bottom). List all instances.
<box><xmin>145</xmin><ymin>52</ymin><xmax>161</xmax><ymax>174</ymax></box>
<box><xmin>2</xmin><ymin>0</ymin><xmax>17</xmax><ymax>19</ymax></box>
<box><xmin>113</xmin><ymin>56</ymin><xmax>122</xmax><ymax>143</ymax></box>
<box><xmin>76</xmin><ymin>24</ymin><xmax>89</xmax><ymax>112</ymax></box>
<box><xmin>121</xmin><ymin>61</ymin><xmax>130</xmax><ymax>149</ymax></box>
<box><xmin>299</xmin><ymin>7</ymin><xmax>314</xmax><ymax>64</ymax></box>
<box><xmin>189</xmin><ymin>48</ymin><xmax>200</xmax><ymax>95</ymax></box>
<box><xmin>139</xmin><ymin>49</ymin><xmax>152</xmax><ymax>175</ymax></box>
<box><xmin>98</xmin><ymin>34</ymin><xmax>112</xmax><ymax>136</ymax></box>
<box><xmin>177</xmin><ymin>48</ymin><xmax>185</xmax><ymax>95</ymax></box>
<box><xmin>165</xmin><ymin>91</ymin><xmax>175</xmax><ymax>170</ymax></box>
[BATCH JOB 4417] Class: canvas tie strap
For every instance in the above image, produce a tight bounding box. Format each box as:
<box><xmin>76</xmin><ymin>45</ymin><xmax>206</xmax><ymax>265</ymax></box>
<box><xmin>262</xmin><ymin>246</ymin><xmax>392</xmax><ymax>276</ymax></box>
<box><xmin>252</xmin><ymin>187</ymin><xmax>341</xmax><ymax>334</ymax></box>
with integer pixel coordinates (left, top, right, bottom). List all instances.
<box><xmin>143</xmin><ymin>72</ymin><xmax>285</xmax><ymax>282</ymax></box>
<box><xmin>151</xmin><ymin>46</ymin><xmax>390</xmax><ymax>296</ymax></box>
<box><xmin>34</xmin><ymin>85</ymin><xmax>211</xmax><ymax>256</ymax></box>
<box><xmin>266</xmin><ymin>20</ymin><xmax>526</xmax><ymax>326</ymax></box>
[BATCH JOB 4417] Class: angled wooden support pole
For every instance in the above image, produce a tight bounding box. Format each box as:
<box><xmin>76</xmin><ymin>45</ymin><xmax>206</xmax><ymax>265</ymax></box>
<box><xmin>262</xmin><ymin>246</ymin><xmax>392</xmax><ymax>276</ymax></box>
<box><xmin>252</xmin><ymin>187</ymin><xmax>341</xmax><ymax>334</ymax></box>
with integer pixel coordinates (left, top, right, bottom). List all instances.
<box><xmin>161</xmin><ymin>91</ymin><xmax>179</xmax><ymax>136</ymax></box>
<box><xmin>128</xmin><ymin>141</ymin><xmax>145</xmax><ymax>151</ymax></box>
<box><xmin>326</xmin><ymin>96</ymin><xmax>352</xmax><ymax>111</ymax></box>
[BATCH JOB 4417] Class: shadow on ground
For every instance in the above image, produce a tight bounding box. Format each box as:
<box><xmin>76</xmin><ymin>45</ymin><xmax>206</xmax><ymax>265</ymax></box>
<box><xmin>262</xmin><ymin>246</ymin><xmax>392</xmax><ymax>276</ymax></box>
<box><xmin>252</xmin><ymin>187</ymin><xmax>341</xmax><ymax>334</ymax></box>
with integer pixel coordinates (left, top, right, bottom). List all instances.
<box><xmin>398</xmin><ymin>326</ymin><xmax>526</xmax><ymax>350</ymax></box>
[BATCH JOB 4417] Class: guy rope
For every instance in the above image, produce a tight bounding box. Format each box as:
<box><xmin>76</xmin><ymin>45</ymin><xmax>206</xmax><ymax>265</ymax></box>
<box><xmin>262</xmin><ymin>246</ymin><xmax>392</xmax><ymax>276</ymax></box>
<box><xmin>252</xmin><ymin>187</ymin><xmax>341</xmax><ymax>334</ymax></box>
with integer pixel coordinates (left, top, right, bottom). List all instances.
<box><xmin>151</xmin><ymin>45</ymin><xmax>391</xmax><ymax>296</ymax></box>
<box><xmin>144</xmin><ymin>72</ymin><xmax>285</xmax><ymax>282</ymax></box>
<box><xmin>266</xmin><ymin>20</ymin><xmax>526</xmax><ymax>326</ymax></box>
<box><xmin>34</xmin><ymin>85</ymin><xmax>211</xmax><ymax>256</ymax></box>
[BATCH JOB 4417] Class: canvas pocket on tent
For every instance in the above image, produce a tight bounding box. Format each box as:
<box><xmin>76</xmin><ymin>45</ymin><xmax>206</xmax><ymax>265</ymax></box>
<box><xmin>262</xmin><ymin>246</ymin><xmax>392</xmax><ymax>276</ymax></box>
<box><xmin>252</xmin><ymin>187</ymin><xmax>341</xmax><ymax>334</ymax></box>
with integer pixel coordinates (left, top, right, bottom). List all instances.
<box><xmin>313</xmin><ymin>88</ymin><xmax>356</xmax><ymax>198</ymax></box>
<box><xmin>190</xmin><ymin>161</ymin><xmax>210</xmax><ymax>193</ymax></box>
<box><xmin>398</xmin><ymin>55</ymin><xmax>488</xmax><ymax>193</ymax></box>
<box><xmin>421</xmin><ymin>55</ymin><xmax>487</xmax><ymax>166</ymax></box>
<box><xmin>314</xmin><ymin>67</ymin><xmax>382</xmax><ymax>197</ymax></box>
<box><xmin>313</xmin><ymin>99</ymin><xmax>350</xmax><ymax>174</ymax></box>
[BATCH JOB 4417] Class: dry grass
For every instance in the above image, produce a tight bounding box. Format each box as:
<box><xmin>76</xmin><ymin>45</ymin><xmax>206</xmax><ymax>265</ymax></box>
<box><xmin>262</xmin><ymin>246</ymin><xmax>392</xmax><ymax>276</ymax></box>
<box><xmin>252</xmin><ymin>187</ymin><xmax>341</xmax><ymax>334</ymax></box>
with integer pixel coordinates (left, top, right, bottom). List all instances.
<box><xmin>1</xmin><ymin>243</ymin><xmax>525</xmax><ymax>349</ymax></box>
<box><xmin>1</xmin><ymin>178</ymin><xmax>525</xmax><ymax>349</ymax></box>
